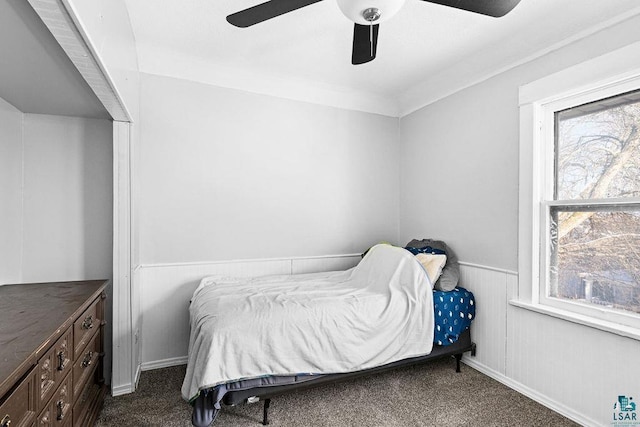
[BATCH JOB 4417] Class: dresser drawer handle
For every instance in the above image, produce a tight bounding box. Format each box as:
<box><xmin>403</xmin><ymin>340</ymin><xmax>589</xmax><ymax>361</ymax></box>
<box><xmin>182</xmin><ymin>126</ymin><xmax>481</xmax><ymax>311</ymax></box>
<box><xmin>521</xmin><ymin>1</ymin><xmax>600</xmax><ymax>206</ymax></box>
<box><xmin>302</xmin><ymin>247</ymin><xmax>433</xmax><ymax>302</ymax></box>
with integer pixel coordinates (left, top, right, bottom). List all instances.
<box><xmin>82</xmin><ymin>351</ymin><xmax>94</xmax><ymax>368</ymax></box>
<box><xmin>82</xmin><ymin>315</ymin><xmax>94</xmax><ymax>330</ymax></box>
<box><xmin>1</xmin><ymin>414</ymin><xmax>10</xmax><ymax>427</ymax></box>
<box><xmin>57</xmin><ymin>350</ymin><xmax>67</xmax><ymax>371</ymax></box>
<box><xmin>56</xmin><ymin>400</ymin><xmax>65</xmax><ymax>421</ymax></box>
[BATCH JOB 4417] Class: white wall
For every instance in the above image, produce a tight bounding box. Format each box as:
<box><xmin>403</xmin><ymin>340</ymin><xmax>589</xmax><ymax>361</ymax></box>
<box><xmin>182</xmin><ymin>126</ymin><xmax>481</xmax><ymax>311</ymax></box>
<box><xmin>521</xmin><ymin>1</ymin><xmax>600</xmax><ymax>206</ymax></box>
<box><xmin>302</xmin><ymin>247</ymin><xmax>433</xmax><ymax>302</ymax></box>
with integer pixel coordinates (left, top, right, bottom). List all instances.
<box><xmin>399</xmin><ymin>14</ymin><xmax>640</xmax><ymax>427</ymax></box>
<box><xmin>138</xmin><ymin>73</ymin><xmax>400</xmax><ymax>264</ymax></box>
<box><xmin>0</xmin><ymin>109</ymin><xmax>113</xmax><ymax>283</ymax></box>
<box><xmin>0</xmin><ymin>97</ymin><xmax>23</xmax><ymax>283</ymax></box>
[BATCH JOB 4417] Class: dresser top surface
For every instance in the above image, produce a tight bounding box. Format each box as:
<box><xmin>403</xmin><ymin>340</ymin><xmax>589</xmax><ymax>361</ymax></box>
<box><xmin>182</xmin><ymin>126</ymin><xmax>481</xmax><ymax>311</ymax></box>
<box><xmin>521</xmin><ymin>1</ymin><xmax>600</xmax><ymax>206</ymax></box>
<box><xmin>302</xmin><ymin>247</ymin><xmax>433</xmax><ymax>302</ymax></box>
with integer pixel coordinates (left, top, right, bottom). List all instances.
<box><xmin>0</xmin><ymin>280</ymin><xmax>108</xmax><ymax>397</ymax></box>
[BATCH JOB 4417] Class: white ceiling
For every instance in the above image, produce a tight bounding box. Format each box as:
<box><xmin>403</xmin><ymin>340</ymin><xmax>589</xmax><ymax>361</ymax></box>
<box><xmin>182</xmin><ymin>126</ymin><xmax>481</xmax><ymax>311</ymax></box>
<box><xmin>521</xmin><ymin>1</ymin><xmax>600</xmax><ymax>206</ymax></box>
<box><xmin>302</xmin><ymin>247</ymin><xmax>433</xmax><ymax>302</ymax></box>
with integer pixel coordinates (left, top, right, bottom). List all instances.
<box><xmin>124</xmin><ymin>0</ymin><xmax>640</xmax><ymax>116</ymax></box>
<box><xmin>0</xmin><ymin>0</ymin><xmax>109</xmax><ymax>119</ymax></box>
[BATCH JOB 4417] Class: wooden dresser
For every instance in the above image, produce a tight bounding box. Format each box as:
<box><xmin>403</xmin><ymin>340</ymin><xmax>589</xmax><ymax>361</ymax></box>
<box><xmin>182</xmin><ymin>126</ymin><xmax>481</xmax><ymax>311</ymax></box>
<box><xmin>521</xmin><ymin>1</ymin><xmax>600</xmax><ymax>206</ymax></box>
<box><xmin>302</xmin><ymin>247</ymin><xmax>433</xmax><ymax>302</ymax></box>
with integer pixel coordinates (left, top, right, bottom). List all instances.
<box><xmin>0</xmin><ymin>280</ymin><xmax>108</xmax><ymax>427</ymax></box>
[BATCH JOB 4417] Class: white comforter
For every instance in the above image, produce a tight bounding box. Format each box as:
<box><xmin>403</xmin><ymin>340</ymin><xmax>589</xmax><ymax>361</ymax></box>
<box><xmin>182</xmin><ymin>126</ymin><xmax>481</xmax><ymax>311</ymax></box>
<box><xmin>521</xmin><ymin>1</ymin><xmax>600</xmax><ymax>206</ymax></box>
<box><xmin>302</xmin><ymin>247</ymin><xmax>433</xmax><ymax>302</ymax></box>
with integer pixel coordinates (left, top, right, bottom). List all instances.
<box><xmin>181</xmin><ymin>244</ymin><xmax>434</xmax><ymax>401</ymax></box>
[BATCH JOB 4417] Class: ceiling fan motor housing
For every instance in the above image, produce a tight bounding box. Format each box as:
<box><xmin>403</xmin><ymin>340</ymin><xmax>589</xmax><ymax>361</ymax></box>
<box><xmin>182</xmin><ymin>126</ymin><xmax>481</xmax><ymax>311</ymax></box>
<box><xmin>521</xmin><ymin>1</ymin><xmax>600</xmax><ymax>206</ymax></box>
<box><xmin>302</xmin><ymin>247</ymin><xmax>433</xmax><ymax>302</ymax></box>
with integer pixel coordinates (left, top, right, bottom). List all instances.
<box><xmin>336</xmin><ymin>0</ymin><xmax>407</xmax><ymax>25</ymax></box>
<box><xmin>362</xmin><ymin>8</ymin><xmax>381</xmax><ymax>22</ymax></box>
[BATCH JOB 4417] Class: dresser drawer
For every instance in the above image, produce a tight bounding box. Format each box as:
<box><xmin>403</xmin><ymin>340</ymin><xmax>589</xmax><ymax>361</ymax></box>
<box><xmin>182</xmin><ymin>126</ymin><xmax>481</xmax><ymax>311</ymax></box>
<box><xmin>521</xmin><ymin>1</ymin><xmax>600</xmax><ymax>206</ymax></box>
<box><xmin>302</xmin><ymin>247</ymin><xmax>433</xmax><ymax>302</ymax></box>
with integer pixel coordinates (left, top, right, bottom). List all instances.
<box><xmin>36</xmin><ymin>349</ymin><xmax>55</xmax><ymax>413</ymax></box>
<box><xmin>0</xmin><ymin>368</ymin><xmax>36</xmax><ymax>427</ymax></box>
<box><xmin>52</xmin><ymin>329</ymin><xmax>72</xmax><ymax>386</ymax></box>
<box><xmin>72</xmin><ymin>381</ymin><xmax>100</xmax><ymax>427</ymax></box>
<box><xmin>73</xmin><ymin>298</ymin><xmax>101</xmax><ymax>360</ymax></box>
<box><xmin>37</xmin><ymin>371</ymin><xmax>71</xmax><ymax>427</ymax></box>
<box><xmin>35</xmin><ymin>327</ymin><xmax>72</xmax><ymax>414</ymax></box>
<box><xmin>50</xmin><ymin>374</ymin><xmax>72</xmax><ymax>427</ymax></box>
<box><xmin>72</xmin><ymin>330</ymin><xmax>101</xmax><ymax>400</ymax></box>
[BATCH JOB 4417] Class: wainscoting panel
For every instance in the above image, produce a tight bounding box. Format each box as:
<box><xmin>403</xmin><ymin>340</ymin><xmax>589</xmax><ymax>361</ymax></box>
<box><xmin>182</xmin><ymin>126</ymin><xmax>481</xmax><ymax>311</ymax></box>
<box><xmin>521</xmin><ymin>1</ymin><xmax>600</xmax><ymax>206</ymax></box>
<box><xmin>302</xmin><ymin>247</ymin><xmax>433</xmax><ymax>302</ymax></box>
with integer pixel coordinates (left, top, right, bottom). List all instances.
<box><xmin>458</xmin><ymin>263</ymin><xmax>640</xmax><ymax>427</ymax></box>
<box><xmin>291</xmin><ymin>255</ymin><xmax>361</xmax><ymax>274</ymax></box>
<box><xmin>506</xmin><ymin>303</ymin><xmax>640</xmax><ymax>426</ymax></box>
<box><xmin>458</xmin><ymin>263</ymin><xmax>517</xmax><ymax>376</ymax></box>
<box><xmin>139</xmin><ymin>254</ymin><xmax>360</xmax><ymax>369</ymax></box>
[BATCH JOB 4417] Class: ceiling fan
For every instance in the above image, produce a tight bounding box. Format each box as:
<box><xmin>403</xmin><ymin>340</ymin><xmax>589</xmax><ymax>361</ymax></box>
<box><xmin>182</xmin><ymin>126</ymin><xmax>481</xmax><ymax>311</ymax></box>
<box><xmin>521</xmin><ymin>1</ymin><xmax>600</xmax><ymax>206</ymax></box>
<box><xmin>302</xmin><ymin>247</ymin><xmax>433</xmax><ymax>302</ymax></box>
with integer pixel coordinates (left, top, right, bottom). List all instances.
<box><xmin>226</xmin><ymin>0</ymin><xmax>522</xmax><ymax>65</ymax></box>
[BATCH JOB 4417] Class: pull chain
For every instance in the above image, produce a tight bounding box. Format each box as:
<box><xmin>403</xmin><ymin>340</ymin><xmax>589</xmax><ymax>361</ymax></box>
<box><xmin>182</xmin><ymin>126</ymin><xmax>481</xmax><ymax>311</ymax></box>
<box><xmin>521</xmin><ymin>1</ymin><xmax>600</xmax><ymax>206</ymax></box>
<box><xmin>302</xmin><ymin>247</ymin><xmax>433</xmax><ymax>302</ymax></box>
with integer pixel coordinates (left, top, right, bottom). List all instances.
<box><xmin>369</xmin><ymin>21</ymin><xmax>373</xmax><ymax>57</ymax></box>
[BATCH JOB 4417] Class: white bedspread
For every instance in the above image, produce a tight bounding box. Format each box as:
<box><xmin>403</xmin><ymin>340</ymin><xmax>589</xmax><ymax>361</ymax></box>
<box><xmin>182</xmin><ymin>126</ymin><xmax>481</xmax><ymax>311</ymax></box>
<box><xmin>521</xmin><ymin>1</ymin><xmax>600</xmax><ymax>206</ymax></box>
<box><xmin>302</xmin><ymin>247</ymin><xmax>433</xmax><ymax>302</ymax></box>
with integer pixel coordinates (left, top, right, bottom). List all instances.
<box><xmin>181</xmin><ymin>244</ymin><xmax>434</xmax><ymax>401</ymax></box>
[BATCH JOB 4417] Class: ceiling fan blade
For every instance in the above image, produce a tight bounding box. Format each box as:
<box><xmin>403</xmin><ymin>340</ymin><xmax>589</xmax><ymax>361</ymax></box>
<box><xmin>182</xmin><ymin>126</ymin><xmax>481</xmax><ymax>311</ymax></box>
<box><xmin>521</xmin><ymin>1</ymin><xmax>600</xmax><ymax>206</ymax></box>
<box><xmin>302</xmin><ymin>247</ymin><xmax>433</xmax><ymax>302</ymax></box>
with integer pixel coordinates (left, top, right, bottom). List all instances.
<box><xmin>352</xmin><ymin>23</ymin><xmax>379</xmax><ymax>65</ymax></box>
<box><xmin>421</xmin><ymin>0</ymin><xmax>521</xmax><ymax>17</ymax></box>
<box><xmin>227</xmin><ymin>0</ymin><xmax>324</xmax><ymax>28</ymax></box>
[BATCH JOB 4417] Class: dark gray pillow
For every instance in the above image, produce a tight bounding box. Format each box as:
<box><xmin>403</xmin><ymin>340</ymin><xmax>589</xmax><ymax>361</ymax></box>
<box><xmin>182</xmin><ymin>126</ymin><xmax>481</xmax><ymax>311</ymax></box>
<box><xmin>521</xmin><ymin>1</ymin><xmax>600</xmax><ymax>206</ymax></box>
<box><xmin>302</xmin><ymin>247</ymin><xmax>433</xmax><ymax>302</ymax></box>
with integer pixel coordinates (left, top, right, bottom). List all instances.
<box><xmin>405</xmin><ymin>239</ymin><xmax>459</xmax><ymax>291</ymax></box>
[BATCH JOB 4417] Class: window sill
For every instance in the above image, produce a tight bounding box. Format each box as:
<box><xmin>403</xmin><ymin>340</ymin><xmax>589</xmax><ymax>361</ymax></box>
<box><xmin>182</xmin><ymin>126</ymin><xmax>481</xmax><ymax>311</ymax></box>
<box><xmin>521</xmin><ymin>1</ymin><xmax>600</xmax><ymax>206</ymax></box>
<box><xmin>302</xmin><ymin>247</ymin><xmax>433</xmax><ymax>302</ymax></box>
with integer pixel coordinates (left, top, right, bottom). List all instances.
<box><xmin>509</xmin><ymin>300</ymin><xmax>640</xmax><ymax>341</ymax></box>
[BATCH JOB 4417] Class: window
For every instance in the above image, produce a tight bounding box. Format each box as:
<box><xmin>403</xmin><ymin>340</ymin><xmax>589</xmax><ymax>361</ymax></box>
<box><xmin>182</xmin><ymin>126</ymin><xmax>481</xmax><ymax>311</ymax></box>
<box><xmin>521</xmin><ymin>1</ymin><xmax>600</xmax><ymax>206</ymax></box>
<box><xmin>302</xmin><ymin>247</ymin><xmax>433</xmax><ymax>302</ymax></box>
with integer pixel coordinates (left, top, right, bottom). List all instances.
<box><xmin>518</xmin><ymin>43</ymin><xmax>640</xmax><ymax>335</ymax></box>
<box><xmin>543</xmin><ymin>90</ymin><xmax>640</xmax><ymax>325</ymax></box>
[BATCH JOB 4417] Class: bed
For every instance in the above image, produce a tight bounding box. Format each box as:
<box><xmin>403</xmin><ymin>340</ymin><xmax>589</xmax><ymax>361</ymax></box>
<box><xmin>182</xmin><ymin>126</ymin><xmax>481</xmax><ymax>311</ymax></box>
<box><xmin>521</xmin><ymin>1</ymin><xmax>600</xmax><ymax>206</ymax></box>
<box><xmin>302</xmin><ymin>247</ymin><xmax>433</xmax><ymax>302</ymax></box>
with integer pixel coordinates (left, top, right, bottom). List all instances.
<box><xmin>182</xmin><ymin>244</ymin><xmax>476</xmax><ymax>426</ymax></box>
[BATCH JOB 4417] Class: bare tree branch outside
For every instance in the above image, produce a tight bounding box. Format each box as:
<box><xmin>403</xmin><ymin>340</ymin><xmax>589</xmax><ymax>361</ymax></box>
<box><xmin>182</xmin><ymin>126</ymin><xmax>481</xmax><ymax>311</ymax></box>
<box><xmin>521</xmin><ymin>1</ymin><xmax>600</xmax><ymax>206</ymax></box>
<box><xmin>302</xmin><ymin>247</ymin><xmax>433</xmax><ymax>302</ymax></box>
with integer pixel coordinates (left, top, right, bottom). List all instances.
<box><xmin>551</xmin><ymin>91</ymin><xmax>640</xmax><ymax>315</ymax></box>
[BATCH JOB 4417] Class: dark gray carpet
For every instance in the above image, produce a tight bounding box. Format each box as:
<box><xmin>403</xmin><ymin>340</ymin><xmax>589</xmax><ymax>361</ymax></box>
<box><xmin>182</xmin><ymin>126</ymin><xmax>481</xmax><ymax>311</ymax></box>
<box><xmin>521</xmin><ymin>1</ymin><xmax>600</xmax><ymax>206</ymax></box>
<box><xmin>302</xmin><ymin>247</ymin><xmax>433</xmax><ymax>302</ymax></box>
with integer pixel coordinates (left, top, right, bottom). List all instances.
<box><xmin>96</xmin><ymin>358</ymin><xmax>578</xmax><ymax>426</ymax></box>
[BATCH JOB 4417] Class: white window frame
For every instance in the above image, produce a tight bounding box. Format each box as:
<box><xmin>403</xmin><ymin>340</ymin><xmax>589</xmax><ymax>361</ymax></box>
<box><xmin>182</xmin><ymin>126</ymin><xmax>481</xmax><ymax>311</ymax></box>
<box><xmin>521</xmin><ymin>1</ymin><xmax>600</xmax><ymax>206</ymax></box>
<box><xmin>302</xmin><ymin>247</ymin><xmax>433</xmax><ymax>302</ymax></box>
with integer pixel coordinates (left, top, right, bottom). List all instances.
<box><xmin>516</xmin><ymin>41</ymin><xmax>640</xmax><ymax>339</ymax></box>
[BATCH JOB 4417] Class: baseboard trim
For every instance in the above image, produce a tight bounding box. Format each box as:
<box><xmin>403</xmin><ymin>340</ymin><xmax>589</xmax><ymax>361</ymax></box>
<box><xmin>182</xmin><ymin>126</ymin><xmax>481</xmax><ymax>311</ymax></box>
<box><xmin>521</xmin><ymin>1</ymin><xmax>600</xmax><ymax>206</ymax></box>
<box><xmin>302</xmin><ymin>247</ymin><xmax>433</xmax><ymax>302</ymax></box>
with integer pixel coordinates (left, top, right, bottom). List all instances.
<box><xmin>111</xmin><ymin>383</ymin><xmax>134</xmax><ymax>397</ymax></box>
<box><xmin>141</xmin><ymin>356</ymin><xmax>188</xmax><ymax>371</ymax></box>
<box><xmin>461</xmin><ymin>357</ymin><xmax>599</xmax><ymax>427</ymax></box>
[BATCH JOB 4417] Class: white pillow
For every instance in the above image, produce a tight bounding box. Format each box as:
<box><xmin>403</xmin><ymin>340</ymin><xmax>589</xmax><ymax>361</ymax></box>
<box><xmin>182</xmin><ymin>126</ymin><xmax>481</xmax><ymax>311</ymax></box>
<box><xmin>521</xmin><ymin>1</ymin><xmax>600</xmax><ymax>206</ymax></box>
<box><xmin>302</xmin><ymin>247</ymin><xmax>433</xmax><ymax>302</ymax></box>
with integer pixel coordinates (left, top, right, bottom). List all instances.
<box><xmin>415</xmin><ymin>253</ymin><xmax>447</xmax><ymax>288</ymax></box>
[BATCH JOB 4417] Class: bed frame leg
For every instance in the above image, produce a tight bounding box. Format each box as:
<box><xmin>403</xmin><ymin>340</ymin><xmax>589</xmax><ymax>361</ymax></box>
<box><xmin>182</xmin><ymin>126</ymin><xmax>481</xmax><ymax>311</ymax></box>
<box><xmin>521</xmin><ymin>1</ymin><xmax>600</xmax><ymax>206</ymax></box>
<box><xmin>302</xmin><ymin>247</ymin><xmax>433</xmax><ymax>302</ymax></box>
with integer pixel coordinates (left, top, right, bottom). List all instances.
<box><xmin>455</xmin><ymin>354</ymin><xmax>462</xmax><ymax>373</ymax></box>
<box><xmin>262</xmin><ymin>398</ymin><xmax>271</xmax><ymax>425</ymax></box>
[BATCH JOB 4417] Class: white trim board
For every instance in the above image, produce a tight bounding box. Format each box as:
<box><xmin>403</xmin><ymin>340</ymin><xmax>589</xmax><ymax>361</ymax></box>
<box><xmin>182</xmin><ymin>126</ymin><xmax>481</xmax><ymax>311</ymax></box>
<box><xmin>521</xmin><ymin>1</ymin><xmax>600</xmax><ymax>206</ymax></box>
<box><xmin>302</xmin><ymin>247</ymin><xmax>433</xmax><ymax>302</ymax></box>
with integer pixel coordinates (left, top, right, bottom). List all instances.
<box><xmin>141</xmin><ymin>356</ymin><xmax>189</xmax><ymax>372</ymax></box>
<box><xmin>27</xmin><ymin>0</ymin><xmax>131</xmax><ymax>121</ymax></box>
<box><xmin>111</xmin><ymin>121</ymin><xmax>135</xmax><ymax>396</ymax></box>
<box><xmin>138</xmin><ymin>253</ymin><xmax>362</xmax><ymax>269</ymax></box>
<box><xmin>459</xmin><ymin>261</ymin><xmax>517</xmax><ymax>276</ymax></box>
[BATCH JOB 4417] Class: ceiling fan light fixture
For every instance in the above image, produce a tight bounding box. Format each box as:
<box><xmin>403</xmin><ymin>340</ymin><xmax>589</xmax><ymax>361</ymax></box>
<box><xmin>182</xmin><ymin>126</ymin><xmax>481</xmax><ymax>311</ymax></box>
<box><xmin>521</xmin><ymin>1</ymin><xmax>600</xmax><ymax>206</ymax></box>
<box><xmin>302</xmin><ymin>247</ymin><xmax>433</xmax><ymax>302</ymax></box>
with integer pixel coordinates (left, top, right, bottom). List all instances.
<box><xmin>336</xmin><ymin>0</ymin><xmax>406</xmax><ymax>25</ymax></box>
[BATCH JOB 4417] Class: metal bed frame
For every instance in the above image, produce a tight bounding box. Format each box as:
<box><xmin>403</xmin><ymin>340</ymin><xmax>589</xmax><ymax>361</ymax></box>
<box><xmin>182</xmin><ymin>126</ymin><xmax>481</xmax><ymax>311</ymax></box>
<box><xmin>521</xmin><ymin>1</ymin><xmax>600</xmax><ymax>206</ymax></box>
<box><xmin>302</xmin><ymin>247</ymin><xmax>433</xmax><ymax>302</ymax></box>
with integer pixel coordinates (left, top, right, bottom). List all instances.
<box><xmin>219</xmin><ymin>328</ymin><xmax>476</xmax><ymax>425</ymax></box>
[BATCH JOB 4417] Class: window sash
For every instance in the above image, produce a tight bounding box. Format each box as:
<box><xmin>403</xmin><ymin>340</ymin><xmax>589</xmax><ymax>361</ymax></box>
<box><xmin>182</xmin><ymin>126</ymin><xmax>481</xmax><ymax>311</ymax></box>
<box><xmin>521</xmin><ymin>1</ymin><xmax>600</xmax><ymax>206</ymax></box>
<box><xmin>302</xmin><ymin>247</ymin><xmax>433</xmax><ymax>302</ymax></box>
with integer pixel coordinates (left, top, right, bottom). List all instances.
<box><xmin>539</xmin><ymin>201</ymin><xmax>640</xmax><ymax>329</ymax></box>
<box><xmin>537</xmin><ymin>82</ymin><xmax>640</xmax><ymax>328</ymax></box>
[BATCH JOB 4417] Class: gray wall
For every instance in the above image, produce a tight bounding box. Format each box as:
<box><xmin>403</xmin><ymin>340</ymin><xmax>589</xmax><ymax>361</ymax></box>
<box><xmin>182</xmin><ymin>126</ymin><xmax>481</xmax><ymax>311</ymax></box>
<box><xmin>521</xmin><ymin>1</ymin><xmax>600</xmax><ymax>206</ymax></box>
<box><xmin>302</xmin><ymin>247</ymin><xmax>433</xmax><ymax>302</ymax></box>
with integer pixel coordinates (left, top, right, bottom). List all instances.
<box><xmin>137</xmin><ymin>73</ymin><xmax>400</xmax><ymax>264</ymax></box>
<box><xmin>399</xmin><ymin>14</ymin><xmax>640</xmax><ymax>271</ymax></box>
<box><xmin>0</xmin><ymin>97</ymin><xmax>113</xmax><ymax>284</ymax></box>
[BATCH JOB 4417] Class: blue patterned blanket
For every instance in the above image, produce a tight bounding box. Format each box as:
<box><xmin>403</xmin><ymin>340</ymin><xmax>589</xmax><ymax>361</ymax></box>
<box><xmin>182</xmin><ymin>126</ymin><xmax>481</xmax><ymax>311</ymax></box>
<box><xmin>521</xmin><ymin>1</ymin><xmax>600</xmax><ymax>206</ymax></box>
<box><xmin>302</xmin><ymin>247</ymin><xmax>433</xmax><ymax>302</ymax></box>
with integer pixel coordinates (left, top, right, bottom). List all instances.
<box><xmin>433</xmin><ymin>287</ymin><xmax>475</xmax><ymax>346</ymax></box>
